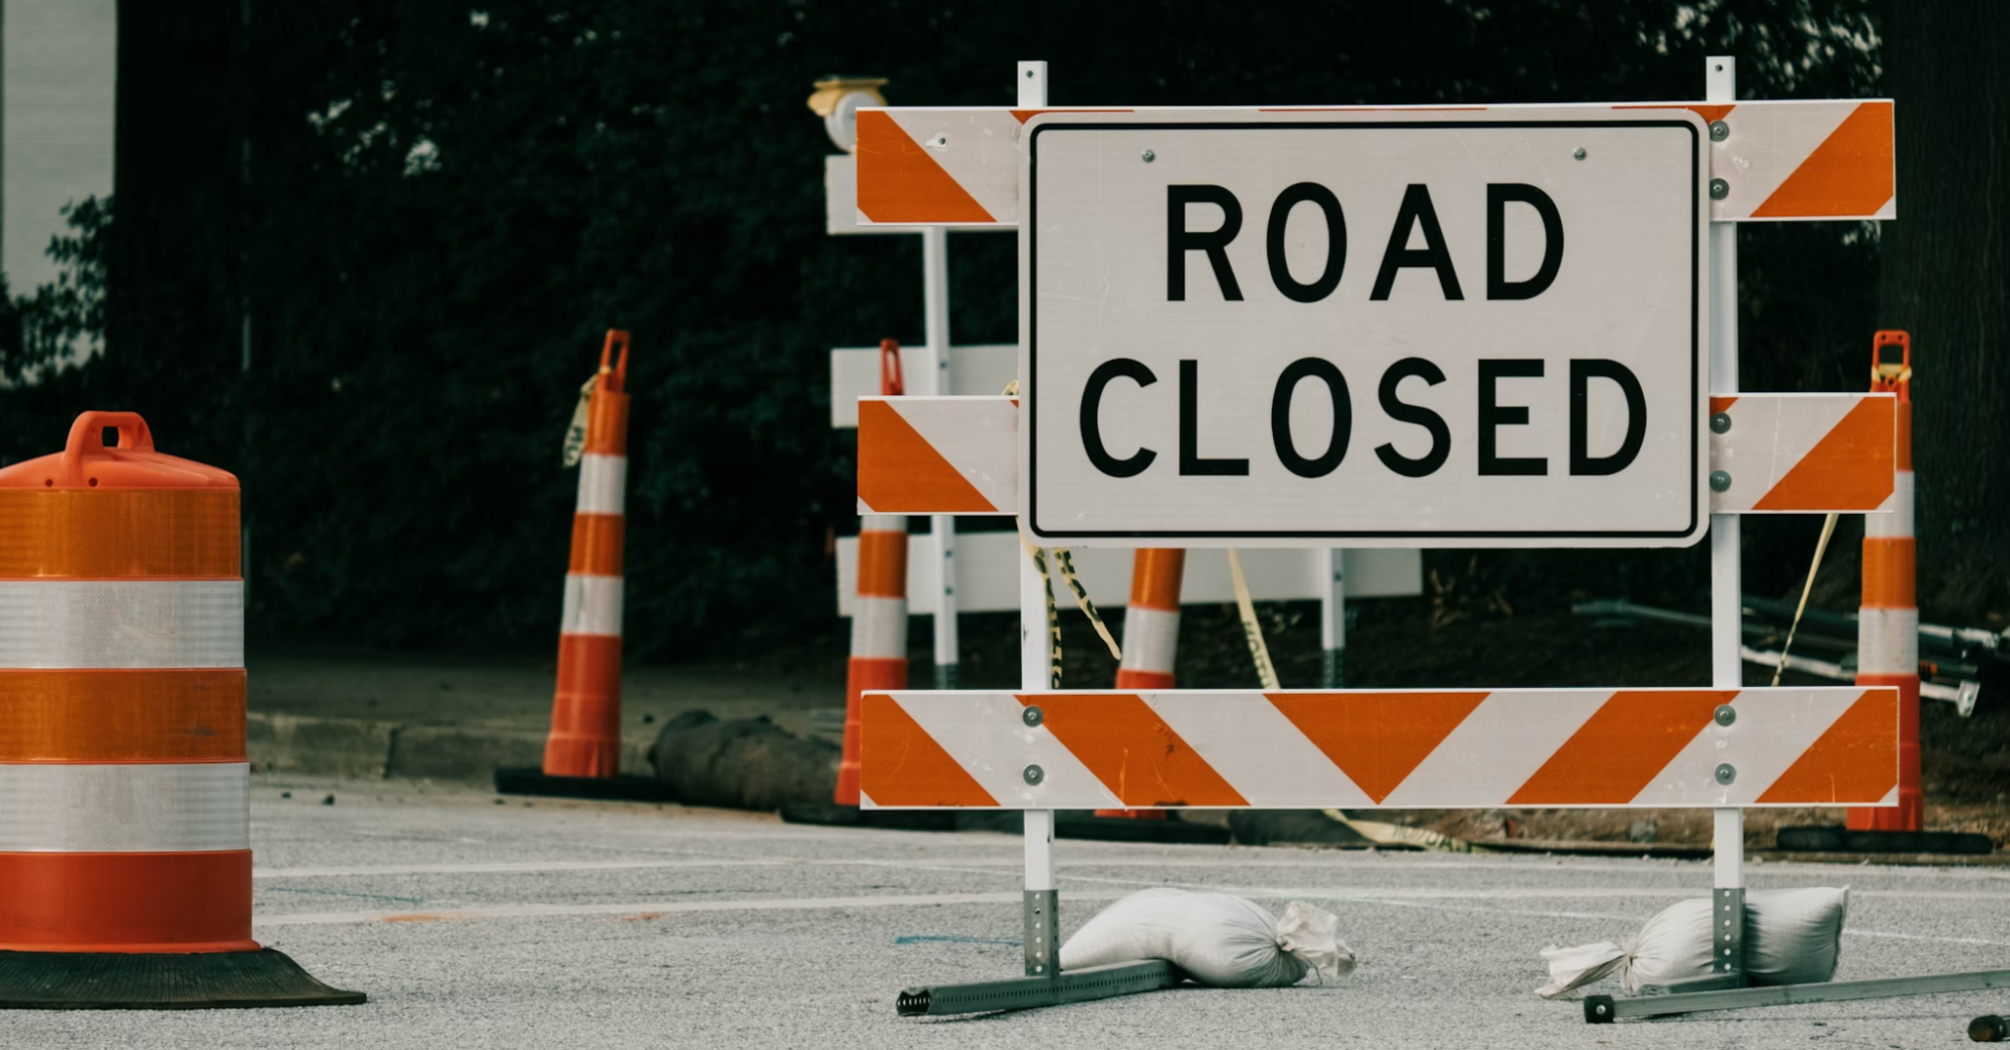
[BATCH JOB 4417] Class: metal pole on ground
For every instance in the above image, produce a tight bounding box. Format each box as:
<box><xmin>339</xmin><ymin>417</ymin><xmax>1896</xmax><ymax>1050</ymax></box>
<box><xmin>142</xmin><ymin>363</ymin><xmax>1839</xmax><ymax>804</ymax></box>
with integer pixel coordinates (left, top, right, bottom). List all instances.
<box><xmin>1016</xmin><ymin>55</ymin><xmax>1061</xmax><ymax>982</ymax></box>
<box><xmin>1706</xmin><ymin>54</ymin><xmax>1748</xmax><ymax>989</ymax></box>
<box><xmin>922</xmin><ymin>224</ymin><xmax>959</xmax><ymax>689</ymax></box>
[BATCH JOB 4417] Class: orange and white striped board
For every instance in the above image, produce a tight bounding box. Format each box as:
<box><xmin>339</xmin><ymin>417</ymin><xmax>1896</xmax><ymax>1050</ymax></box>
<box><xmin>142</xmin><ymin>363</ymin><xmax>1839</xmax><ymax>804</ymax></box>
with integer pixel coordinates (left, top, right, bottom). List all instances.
<box><xmin>856</xmin><ymin>395</ymin><xmax>1016</xmax><ymax>515</ymax></box>
<box><xmin>856</xmin><ymin>100</ymin><xmax>1893</xmax><ymax>227</ymax></box>
<box><xmin>859</xmin><ymin>686</ymin><xmax>1899</xmax><ymax>810</ymax></box>
<box><xmin>855</xmin><ymin>394</ymin><xmax>1895</xmax><ymax>519</ymax></box>
<box><xmin>1707</xmin><ymin>393</ymin><xmax>1896</xmax><ymax>513</ymax></box>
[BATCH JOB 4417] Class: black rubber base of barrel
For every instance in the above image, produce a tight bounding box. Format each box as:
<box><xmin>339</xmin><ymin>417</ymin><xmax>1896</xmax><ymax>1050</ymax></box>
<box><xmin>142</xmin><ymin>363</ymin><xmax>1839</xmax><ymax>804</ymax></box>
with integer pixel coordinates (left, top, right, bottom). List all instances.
<box><xmin>1055</xmin><ymin>815</ymin><xmax>1233</xmax><ymax>845</ymax></box>
<box><xmin>0</xmin><ymin>948</ymin><xmax>366</xmax><ymax>1010</ymax></box>
<box><xmin>494</xmin><ymin>768</ymin><xmax>669</xmax><ymax>802</ymax></box>
<box><xmin>1776</xmin><ymin>825</ymin><xmax>1995</xmax><ymax>855</ymax></box>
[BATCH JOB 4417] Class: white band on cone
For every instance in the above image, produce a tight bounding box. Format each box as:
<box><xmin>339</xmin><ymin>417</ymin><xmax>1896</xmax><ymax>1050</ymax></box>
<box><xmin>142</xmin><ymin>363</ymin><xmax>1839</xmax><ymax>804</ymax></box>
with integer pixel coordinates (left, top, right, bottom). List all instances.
<box><xmin>0</xmin><ymin>762</ymin><xmax>249</xmax><ymax>852</ymax></box>
<box><xmin>1858</xmin><ymin>607</ymin><xmax>1919</xmax><ymax>675</ymax></box>
<box><xmin>561</xmin><ymin>574</ymin><xmax>625</xmax><ymax>637</ymax></box>
<box><xmin>851</xmin><ymin>595</ymin><xmax>908</xmax><ymax>659</ymax></box>
<box><xmin>0</xmin><ymin>580</ymin><xmax>243</xmax><ymax>669</ymax></box>
<box><xmin>1866</xmin><ymin>471</ymin><xmax>1913</xmax><ymax>538</ymax></box>
<box><xmin>576</xmin><ymin>454</ymin><xmax>628</xmax><ymax>516</ymax></box>
<box><xmin>1119</xmin><ymin>606</ymin><xmax>1181</xmax><ymax>674</ymax></box>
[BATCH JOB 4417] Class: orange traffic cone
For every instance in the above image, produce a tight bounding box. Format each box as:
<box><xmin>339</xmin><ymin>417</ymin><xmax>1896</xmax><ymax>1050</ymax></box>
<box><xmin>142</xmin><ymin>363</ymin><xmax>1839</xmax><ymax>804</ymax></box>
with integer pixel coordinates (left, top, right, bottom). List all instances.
<box><xmin>837</xmin><ymin>517</ymin><xmax>909</xmax><ymax>806</ymax></box>
<box><xmin>1849</xmin><ymin>330</ymin><xmax>1922</xmax><ymax>833</ymax></box>
<box><xmin>499</xmin><ymin>330</ymin><xmax>663</xmax><ymax>800</ymax></box>
<box><xmin>1097</xmin><ymin>549</ymin><xmax>1186</xmax><ymax>821</ymax></box>
<box><xmin>0</xmin><ymin>412</ymin><xmax>362</xmax><ymax>1008</ymax></box>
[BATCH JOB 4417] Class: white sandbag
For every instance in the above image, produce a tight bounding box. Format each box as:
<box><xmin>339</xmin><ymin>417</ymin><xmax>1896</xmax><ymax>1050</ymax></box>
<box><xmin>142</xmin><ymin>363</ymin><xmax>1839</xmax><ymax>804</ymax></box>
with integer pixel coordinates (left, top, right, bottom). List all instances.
<box><xmin>1058</xmin><ymin>888</ymin><xmax>1355</xmax><ymax>988</ymax></box>
<box><xmin>1537</xmin><ymin>886</ymin><xmax>1849</xmax><ymax>998</ymax></box>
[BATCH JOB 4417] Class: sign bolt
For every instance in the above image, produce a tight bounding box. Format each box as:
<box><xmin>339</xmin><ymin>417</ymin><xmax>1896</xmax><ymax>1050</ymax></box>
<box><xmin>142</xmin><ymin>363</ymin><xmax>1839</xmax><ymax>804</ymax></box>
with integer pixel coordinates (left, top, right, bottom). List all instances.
<box><xmin>1573</xmin><ymin>147</ymin><xmax>1587</xmax><ymax>160</ymax></box>
<box><xmin>1022</xmin><ymin>706</ymin><xmax>1044</xmax><ymax>727</ymax></box>
<box><xmin>1710</xmin><ymin>412</ymin><xmax>1732</xmax><ymax>434</ymax></box>
<box><xmin>1709</xmin><ymin>178</ymin><xmax>1730</xmax><ymax>200</ymax></box>
<box><xmin>1142</xmin><ymin>149</ymin><xmax>1156</xmax><ymax>163</ymax></box>
<box><xmin>1715</xmin><ymin>763</ymin><xmax>1737</xmax><ymax>785</ymax></box>
<box><xmin>1709</xmin><ymin>120</ymin><xmax>1730</xmax><ymax>142</ymax></box>
<box><xmin>1710</xmin><ymin>470</ymin><xmax>1732</xmax><ymax>492</ymax></box>
<box><xmin>1023</xmin><ymin>764</ymin><xmax>1045</xmax><ymax>785</ymax></box>
<box><xmin>1714</xmin><ymin>704</ymin><xmax>1737</xmax><ymax>726</ymax></box>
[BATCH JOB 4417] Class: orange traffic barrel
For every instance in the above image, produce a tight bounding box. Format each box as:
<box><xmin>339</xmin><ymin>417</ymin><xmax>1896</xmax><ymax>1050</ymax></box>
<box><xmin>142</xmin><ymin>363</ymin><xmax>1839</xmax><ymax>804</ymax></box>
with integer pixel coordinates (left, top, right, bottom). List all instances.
<box><xmin>1849</xmin><ymin>330</ymin><xmax>1921</xmax><ymax>833</ymax></box>
<box><xmin>0</xmin><ymin>411</ymin><xmax>361</xmax><ymax>1008</ymax></box>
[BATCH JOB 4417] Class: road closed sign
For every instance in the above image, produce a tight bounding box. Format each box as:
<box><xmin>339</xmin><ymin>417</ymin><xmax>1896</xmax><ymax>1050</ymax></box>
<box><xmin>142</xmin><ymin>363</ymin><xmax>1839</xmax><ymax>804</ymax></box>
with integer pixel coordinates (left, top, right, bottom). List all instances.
<box><xmin>1019</xmin><ymin>110</ymin><xmax>1708</xmax><ymax>547</ymax></box>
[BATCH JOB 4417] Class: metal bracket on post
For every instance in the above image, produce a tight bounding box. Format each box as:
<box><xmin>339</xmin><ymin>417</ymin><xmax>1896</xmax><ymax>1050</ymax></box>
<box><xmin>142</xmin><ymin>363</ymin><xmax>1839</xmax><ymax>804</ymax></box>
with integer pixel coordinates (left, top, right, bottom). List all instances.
<box><xmin>1023</xmin><ymin>889</ymin><xmax>1059</xmax><ymax>979</ymax></box>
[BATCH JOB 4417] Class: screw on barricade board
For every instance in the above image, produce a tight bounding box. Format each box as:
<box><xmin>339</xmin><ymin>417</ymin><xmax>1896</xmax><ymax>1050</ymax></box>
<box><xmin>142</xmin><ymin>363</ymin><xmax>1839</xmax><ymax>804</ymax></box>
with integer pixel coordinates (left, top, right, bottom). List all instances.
<box><xmin>0</xmin><ymin>412</ymin><xmax>363</xmax><ymax>1009</ymax></box>
<box><xmin>498</xmin><ymin>330</ymin><xmax>666</xmax><ymax>803</ymax></box>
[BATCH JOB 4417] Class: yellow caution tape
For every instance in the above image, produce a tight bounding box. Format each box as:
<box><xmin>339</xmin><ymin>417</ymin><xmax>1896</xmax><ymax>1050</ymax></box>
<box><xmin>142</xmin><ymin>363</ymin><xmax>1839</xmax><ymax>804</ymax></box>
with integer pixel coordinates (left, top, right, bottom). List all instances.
<box><xmin>1226</xmin><ymin>548</ymin><xmax>1280</xmax><ymax>690</ymax></box>
<box><xmin>1772</xmin><ymin>511</ymin><xmax>1841</xmax><ymax>687</ymax></box>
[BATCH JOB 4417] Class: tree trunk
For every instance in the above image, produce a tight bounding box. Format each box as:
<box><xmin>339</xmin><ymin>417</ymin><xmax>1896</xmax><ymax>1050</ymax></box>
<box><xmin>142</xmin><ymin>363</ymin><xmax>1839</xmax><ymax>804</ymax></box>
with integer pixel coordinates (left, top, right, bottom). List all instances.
<box><xmin>1876</xmin><ymin>0</ymin><xmax>2010</xmax><ymax>621</ymax></box>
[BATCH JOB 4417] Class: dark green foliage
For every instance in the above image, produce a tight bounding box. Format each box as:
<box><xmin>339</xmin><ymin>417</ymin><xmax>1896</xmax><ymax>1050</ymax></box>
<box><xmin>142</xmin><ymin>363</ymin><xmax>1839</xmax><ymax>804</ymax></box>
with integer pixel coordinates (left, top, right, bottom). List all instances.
<box><xmin>0</xmin><ymin>0</ymin><xmax>1889</xmax><ymax>654</ymax></box>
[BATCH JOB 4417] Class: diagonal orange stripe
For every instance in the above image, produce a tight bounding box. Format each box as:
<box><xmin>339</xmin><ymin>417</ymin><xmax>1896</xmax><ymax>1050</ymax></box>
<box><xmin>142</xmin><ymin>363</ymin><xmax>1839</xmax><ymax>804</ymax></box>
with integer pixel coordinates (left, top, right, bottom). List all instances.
<box><xmin>1026</xmin><ymin>694</ymin><xmax>1246</xmax><ymax>807</ymax></box>
<box><xmin>1757</xmin><ymin>688</ymin><xmax>1899</xmax><ymax>804</ymax></box>
<box><xmin>860</xmin><ymin>694</ymin><xmax>998</xmax><ymax>807</ymax></box>
<box><xmin>854</xmin><ymin>111</ymin><xmax>995</xmax><ymax>224</ymax></box>
<box><xmin>857</xmin><ymin>400</ymin><xmax>997</xmax><ymax>513</ymax></box>
<box><xmin>1752</xmin><ymin>102</ymin><xmax>1894</xmax><ymax>218</ymax></box>
<box><xmin>1508</xmin><ymin>690</ymin><xmax>1735</xmax><ymax>805</ymax></box>
<box><xmin>1753</xmin><ymin>396</ymin><xmax>1894</xmax><ymax>511</ymax></box>
<box><xmin>1709</xmin><ymin>395</ymin><xmax>1737</xmax><ymax>415</ymax></box>
<box><xmin>1267</xmin><ymin>692</ymin><xmax>1487</xmax><ymax>804</ymax></box>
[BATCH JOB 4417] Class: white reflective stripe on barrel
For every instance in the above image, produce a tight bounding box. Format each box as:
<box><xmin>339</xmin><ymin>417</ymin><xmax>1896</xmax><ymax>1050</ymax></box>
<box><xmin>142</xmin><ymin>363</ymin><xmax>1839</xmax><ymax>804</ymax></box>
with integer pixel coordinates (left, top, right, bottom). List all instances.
<box><xmin>1858</xmin><ymin>606</ymin><xmax>1919</xmax><ymax>675</ymax></box>
<box><xmin>1866</xmin><ymin>471</ymin><xmax>1913</xmax><ymax>538</ymax></box>
<box><xmin>0</xmin><ymin>762</ymin><xmax>249</xmax><ymax>851</ymax></box>
<box><xmin>851</xmin><ymin>595</ymin><xmax>908</xmax><ymax>660</ymax></box>
<box><xmin>859</xmin><ymin>515</ymin><xmax>904</xmax><ymax>534</ymax></box>
<box><xmin>560</xmin><ymin>574</ymin><xmax>624</xmax><ymax>637</ymax></box>
<box><xmin>0</xmin><ymin>580</ymin><xmax>243</xmax><ymax>669</ymax></box>
<box><xmin>575</xmin><ymin>453</ymin><xmax>628</xmax><ymax>516</ymax></box>
<box><xmin>1119</xmin><ymin>606</ymin><xmax>1181</xmax><ymax>674</ymax></box>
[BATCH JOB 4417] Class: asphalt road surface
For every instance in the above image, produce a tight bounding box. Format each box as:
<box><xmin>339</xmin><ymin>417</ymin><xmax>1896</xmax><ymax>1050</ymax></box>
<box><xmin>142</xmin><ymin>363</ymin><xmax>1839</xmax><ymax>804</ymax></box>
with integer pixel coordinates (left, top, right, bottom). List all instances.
<box><xmin>11</xmin><ymin>777</ymin><xmax>2010</xmax><ymax>1049</ymax></box>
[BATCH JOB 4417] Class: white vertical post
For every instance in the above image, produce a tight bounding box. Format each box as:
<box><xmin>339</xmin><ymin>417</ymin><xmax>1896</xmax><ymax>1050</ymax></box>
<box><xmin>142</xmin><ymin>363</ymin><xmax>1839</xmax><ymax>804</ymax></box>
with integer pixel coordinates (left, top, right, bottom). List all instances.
<box><xmin>1016</xmin><ymin>57</ymin><xmax>1056</xmax><ymax>977</ymax></box>
<box><xmin>1319</xmin><ymin>549</ymin><xmax>1346</xmax><ymax>687</ymax></box>
<box><xmin>922</xmin><ymin>225</ymin><xmax>958</xmax><ymax>688</ymax></box>
<box><xmin>1706</xmin><ymin>54</ymin><xmax>1746</xmax><ymax>982</ymax></box>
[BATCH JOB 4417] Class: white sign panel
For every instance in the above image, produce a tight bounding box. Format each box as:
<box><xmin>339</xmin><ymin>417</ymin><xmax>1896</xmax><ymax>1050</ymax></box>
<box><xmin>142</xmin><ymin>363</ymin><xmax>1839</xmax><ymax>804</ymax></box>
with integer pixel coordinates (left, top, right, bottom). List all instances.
<box><xmin>1020</xmin><ymin>110</ymin><xmax>1707</xmax><ymax>547</ymax></box>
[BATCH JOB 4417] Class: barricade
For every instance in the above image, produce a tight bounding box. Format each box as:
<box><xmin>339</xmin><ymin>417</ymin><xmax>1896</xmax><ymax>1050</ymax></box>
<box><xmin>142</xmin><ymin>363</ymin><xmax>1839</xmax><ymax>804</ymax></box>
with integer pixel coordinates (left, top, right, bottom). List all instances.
<box><xmin>1850</xmin><ymin>330</ymin><xmax>1921</xmax><ymax>832</ymax></box>
<box><xmin>0</xmin><ymin>411</ymin><xmax>361</xmax><ymax>1008</ymax></box>
<box><xmin>848</xmin><ymin>55</ymin><xmax>2007</xmax><ymax>1026</ymax></box>
<box><xmin>498</xmin><ymin>330</ymin><xmax>663</xmax><ymax>801</ymax></box>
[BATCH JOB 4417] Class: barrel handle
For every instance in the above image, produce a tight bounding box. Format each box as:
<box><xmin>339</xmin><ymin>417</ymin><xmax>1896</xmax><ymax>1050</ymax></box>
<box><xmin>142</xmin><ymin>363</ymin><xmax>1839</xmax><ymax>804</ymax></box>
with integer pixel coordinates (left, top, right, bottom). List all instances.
<box><xmin>58</xmin><ymin>411</ymin><xmax>155</xmax><ymax>486</ymax></box>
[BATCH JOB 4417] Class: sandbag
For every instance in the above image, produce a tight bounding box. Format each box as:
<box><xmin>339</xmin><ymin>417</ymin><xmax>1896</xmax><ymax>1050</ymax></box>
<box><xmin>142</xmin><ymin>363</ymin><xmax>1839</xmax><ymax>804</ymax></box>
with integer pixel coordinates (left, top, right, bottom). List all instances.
<box><xmin>648</xmin><ymin>710</ymin><xmax>839</xmax><ymax>810</ymax></box>
<box><xmin>1537</xmin><ymin>886</ymin><xmax>1850</xmax><ymax>998</ymax></box>
<box><xmin>1059</xmin><ymin>888</ymin><xmax>1355</xmax><ymax>988</ymax></box>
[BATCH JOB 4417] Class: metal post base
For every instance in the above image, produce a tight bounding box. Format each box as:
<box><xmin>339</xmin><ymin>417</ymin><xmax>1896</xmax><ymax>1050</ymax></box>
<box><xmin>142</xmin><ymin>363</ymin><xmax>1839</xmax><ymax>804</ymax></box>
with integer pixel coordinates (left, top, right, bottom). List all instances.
<box><xmin>1585</xmin><ymin>969</ymin><xmax>2010</xmax><ymax>1023</ymax></box>
<box><xmin>896</xmin><ymin>960</ymin><xmax>1181</xmax><ymax>1017</ymax></box>
<box><xmin>1023</xmin><ymin>890</ymin><xmax>1058</xmax><ymax>978</ymax></box>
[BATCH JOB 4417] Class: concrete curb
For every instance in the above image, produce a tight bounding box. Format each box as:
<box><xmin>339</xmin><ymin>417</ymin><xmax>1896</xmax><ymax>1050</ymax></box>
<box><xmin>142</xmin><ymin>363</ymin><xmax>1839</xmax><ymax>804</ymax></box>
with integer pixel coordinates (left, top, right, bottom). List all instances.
<box><xmin>247</xmin><ymin>713</ymin><xmax>654</xmax><ymax>784</ymax></box>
